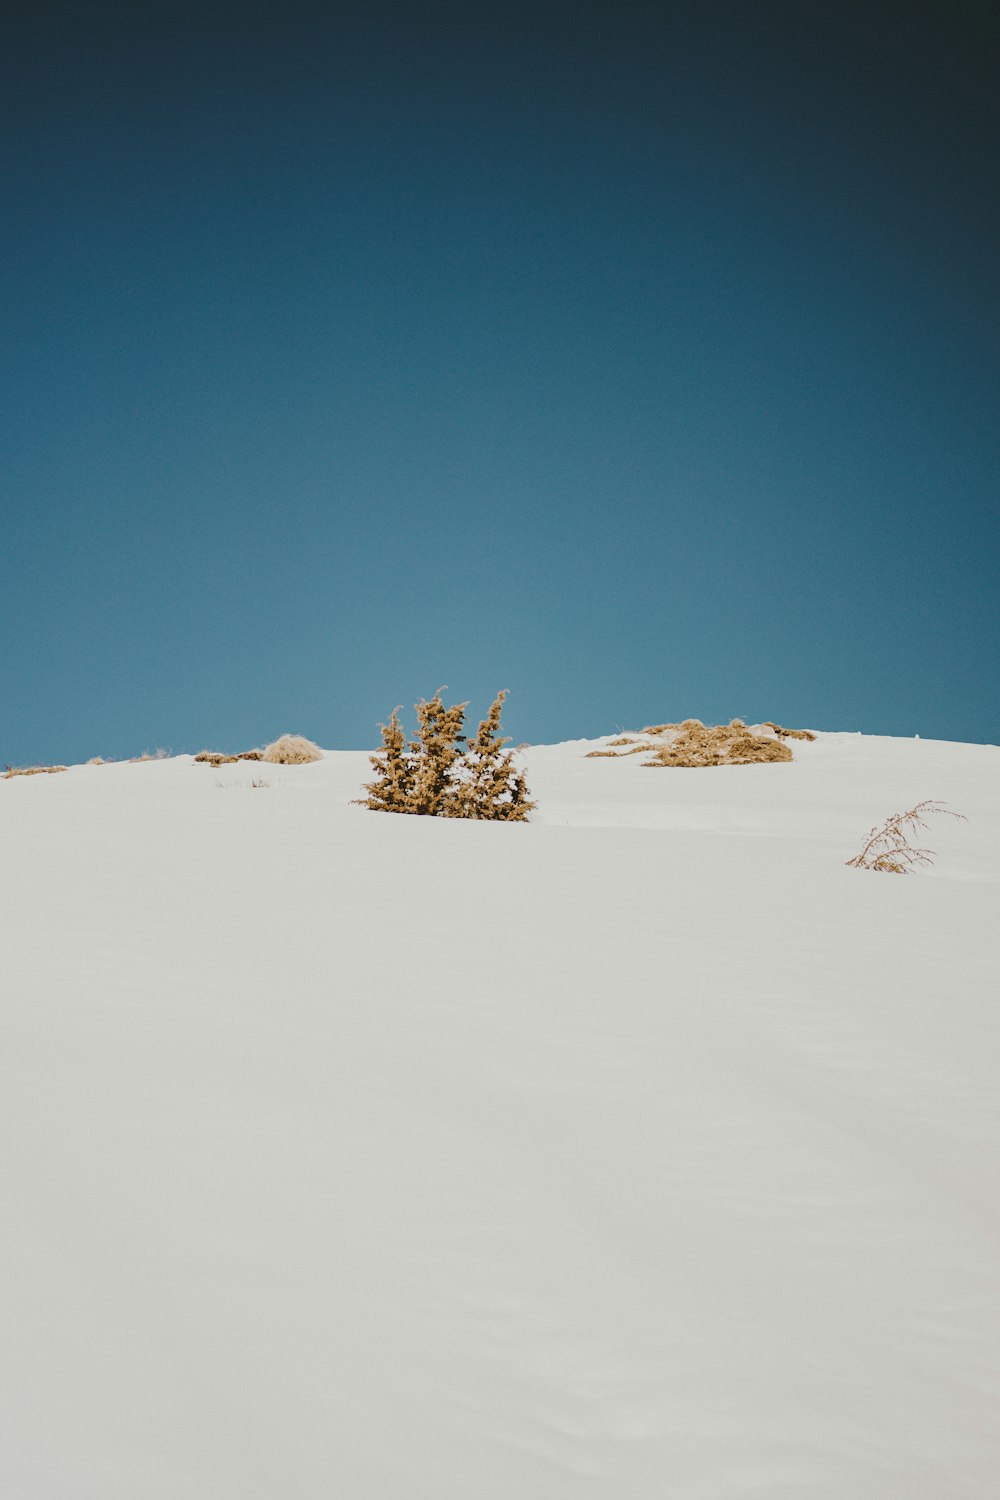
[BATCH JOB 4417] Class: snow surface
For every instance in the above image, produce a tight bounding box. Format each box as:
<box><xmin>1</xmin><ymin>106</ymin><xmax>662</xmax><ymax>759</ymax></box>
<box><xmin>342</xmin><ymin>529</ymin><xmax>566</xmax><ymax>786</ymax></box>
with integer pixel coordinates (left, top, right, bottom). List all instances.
<box><xmin>2</xmin><ymin>730</ymin><xmax>998</xmax><ymax>1498</ymax></box>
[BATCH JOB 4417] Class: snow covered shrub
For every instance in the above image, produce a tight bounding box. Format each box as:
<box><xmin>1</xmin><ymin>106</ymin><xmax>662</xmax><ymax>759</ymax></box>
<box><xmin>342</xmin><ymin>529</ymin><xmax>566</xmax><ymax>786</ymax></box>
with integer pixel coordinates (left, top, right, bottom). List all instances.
<box><xmin>361</xmin><ymin>690</ymin><xmax>465</xmax><ymax>815</ymax></box>
<box><xmin>361</xmin><ymin>708</ymin><xmax>416</xmax><ymax>813</ymax></box>
<box><xmin>447</xmin><ymin>691</ymin><xmax>535</xmax><ymax>821</ymax></box>
<box><xmin>846</xmin><ymin>801</ymin><xmax>966</xmax><ymax>874</ymax></box>
<box><xmin>360</xmin><ymin>690</ymin><xmax>534</xmax><ymax>820</ymax></box>
<box><xmin>410</xmin><ymin>691</ymin><xmax>469</xmax><ymax>816</ymax></box>
<box><xmin>261</xmin><ymin>734</ymin><xmax>323</xmax><ymax>765</ymax></box>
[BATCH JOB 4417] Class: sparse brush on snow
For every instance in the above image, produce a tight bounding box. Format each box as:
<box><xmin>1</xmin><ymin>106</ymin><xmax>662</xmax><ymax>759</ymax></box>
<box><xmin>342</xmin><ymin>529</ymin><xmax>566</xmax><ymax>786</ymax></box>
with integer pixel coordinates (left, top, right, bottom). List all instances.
<box><xmin>261</xmin><ymin>735</ymin><xmax>324</xmax><ymax>765</ymax></box>
<box><xmin>360</xmin><ymin>689</ymin><xmax>534</xmax><ymax>820</ymax></box>
<box><xmin>846</xmin><ymin>800</ymin><xmax>966</xmax><ymax>874</ymax></box>
<box><xmin>195</xmin><ymin>749</ymin><xmax>265</xmax><ymax>767</ymax></box>
<box><xmin>764</xmin><ymin>721</ymin><xmax>817</xmax><ymax>741</ymax></box>
<box><xmin>645</xmin><ymin>720</ymin><xmax>793</xmax><ymax>768</ymax></box>
<box><xmin>587</xmin><ymin>719</ymin><xmax>800</xmax><ymax>766</ymax></box>
<box><xmin>3</xmin><ymin>764</ymin><xmax>68</xmax><ymax>778</ymax></box>
<box><xmin>129</xmin><ymin>748</ymin><xmax>171</xmax><ymax>763</ymax></box>
<box><xmin>585</xmin><ymin>744</ymin><xmax>650</xmax><ymax>758</ymax></box>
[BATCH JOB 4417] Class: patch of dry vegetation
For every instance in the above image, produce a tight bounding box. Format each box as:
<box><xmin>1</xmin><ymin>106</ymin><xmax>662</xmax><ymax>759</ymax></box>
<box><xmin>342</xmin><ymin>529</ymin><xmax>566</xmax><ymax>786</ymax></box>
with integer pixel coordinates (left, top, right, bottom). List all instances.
<box><xmin>764</xmin><ymin>721</ymin><xmax>817</xmax><ymax>741</ymax></box>
<box><xmin>644</xmin><ymin>720</ymin><xmax>792</xmax><ymax>768</ymax></box>
<box><xmin>846</xmin><ymin>801</ymin><xmax>966</xmax><ymax>874</ymax></box>
<box><xmin>585</xmin><ymin>743</ymin><xmax>650</xmax><ymax>757</ymax></box>
<box><xmin>195</xmin><ymin>739</ymin><xmax>322</xmax><ymax>769</ymax></box>
<box><xmin>194</xmin><ymin>749</ymin><xmax>264</xmax><ymax>767</ymax></box>
<box><xmin>589</xmin><ymin>716</ymin><xmax>816</xmax><ymax>766</ymax></box>
<box><xmin>129</xmin><ymin>749</ymin><xmax>171</xmax><ymax>763</ymax></box>
<box><xmin>261</xmin><ymin>735</ymin><xmax>324</xmax><ymax>765</ymax></box>
<box><xmin>3</xmin><ymin>764</ymin><xmax>68</xmax><ymax>779</ymax></box>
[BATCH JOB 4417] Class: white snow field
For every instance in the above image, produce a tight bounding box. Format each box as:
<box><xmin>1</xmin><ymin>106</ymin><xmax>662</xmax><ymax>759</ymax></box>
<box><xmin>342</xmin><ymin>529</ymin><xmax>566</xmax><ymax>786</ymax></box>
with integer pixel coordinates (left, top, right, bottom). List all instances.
<box><xmin>2</xmin><ymin>729</ymin><xmax>998</xmax><ymax>1499</ymax></box>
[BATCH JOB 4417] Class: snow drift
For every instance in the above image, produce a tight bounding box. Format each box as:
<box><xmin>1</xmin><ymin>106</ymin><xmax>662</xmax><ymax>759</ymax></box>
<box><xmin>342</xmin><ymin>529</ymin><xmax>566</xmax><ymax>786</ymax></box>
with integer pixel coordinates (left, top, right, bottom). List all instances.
<box><xmin>2</xmin><ymin>729</ymin><xmax>998</xmax><ymax>1498</ymax></box>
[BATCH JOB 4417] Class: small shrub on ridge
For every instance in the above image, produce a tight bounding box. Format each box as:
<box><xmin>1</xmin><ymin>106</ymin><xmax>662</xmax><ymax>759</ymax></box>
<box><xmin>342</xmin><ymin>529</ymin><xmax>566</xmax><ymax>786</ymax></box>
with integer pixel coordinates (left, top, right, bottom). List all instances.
<box><xmin>361</xmin><ymin>689</ymin><xmax>534</xmax><ymax>821</ymax></box>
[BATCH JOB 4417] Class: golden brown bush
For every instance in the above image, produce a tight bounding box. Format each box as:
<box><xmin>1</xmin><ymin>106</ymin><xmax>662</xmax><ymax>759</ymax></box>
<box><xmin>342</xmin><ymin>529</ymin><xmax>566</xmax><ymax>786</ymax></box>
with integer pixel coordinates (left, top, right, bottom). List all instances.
<box><xmin>360</xmin><ymin>689</ymin><xmax>534</xmax><ymax>820</ymax></box>
<box><xmin>446</xmin><ymin>691</ymin><xmax>535</xmax><ymax>822</ymax></box>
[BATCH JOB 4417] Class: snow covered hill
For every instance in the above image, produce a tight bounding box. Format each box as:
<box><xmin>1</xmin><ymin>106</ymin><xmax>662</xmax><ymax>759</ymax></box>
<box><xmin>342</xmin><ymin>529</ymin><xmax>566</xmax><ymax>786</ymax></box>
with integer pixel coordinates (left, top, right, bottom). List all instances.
<box><xmin>2</xmin><ymin>730</ymin><xmax>998</xmax><ymax>1498</ymax></box>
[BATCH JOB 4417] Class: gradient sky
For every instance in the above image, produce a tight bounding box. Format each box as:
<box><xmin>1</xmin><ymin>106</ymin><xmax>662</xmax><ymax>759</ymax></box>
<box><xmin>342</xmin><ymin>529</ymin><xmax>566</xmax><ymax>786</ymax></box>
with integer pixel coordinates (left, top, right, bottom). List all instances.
<box><xmin>2</xmin><ymin>0</ymin><xmax>997</xmax><ymax>766</ymax></box>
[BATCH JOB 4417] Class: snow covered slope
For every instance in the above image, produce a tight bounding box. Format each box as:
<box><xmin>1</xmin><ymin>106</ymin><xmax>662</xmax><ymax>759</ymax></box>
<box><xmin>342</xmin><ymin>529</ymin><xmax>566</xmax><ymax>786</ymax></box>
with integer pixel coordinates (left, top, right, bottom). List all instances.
<box><xmin>2</xmin><ymin>730</ymin><xmax>998</xmax><ymax>1498</ymax></box>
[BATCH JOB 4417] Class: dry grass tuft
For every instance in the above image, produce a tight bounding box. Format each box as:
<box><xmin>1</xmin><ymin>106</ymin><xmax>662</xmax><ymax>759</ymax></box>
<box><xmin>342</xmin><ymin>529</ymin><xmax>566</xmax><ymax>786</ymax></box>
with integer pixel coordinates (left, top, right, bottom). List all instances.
<box><xmin>764</xmin><ymin>721</ymin><xmax>817</xmax><ymax>741</ymax></box>
<box><xmin>846</xmin><ymin>800</ymin><xmax>966</xmax><ymax>874</ymax></box>
<box><xmin>642</xmin><ymin>720</ymin><xmax>705</xmax><ymax>735</ymax></box>
<box><xmin>87</xmin><ymin>756</ymin><xmax>108</xmax><ymax>766</ymax></box>
<box><xmin>3</xmin><ymin>764</ymin><xmax>68</xmax><ymax>779</ymax></box>
<box><xmin>261</xmin><ymin>734</ymin><xmax>324</xmax><ymax>765</ymax></box>
<box><xmin>645</xmin><ymin>721</ymin><xmax>793</xmax><ymax>768</ymax></box>
<box><xmin>129</xmin><ymin>748</ymin><xmax>171</xmax><ymax>763</ymax></box>
<box><xmin>587</xmin><ymin>738</ymin><xmax>657</xmax><ymax>757</ymax></box>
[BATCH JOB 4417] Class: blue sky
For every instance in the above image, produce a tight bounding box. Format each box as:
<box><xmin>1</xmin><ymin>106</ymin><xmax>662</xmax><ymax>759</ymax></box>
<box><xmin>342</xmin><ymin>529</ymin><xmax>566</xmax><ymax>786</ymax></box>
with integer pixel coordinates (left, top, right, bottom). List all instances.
<box><xmin>2</xmin><ymin>1</ymin><xmax>997</xmax><ymax>765</ymax></box>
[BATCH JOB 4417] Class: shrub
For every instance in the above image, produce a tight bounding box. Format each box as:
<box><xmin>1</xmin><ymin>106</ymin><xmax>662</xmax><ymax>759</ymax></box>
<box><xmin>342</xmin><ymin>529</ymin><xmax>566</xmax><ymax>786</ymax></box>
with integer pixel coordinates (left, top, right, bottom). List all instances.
<box><xmin>362</xmin><ymin>707</ymin><xmax>417</xmax><ymax>813</ymax></box>
<box><xmin>410</xmin><ymin>691</ymin><xmax>468</xmax><ymax>815</ymax></box>
<box><xmin>447</xmin><ymin>690</ymin><xmax>536</xmax><ymax>821</ymax></box>
<box><xmin>361</xmin><ymin>689</ymin><xmax>534</xmax><ymax>820</ymax></box>
<box><xmin>261</xmin><ymin>734</ymin><xmax>324</xmax><ymax>765</ymax></box>
<box><xmin>846</xmin><ymin>800</ymin><xmax>966</xmax><ymax>874</ymax></box>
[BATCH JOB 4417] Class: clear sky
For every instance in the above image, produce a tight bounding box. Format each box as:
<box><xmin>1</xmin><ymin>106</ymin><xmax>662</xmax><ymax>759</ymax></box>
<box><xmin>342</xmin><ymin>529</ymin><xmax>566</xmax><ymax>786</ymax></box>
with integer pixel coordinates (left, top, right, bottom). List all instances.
<box><xmin>2</xmin><ymin>1</ymin><xmax>997</xmax><ymax>765</ymax></box>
